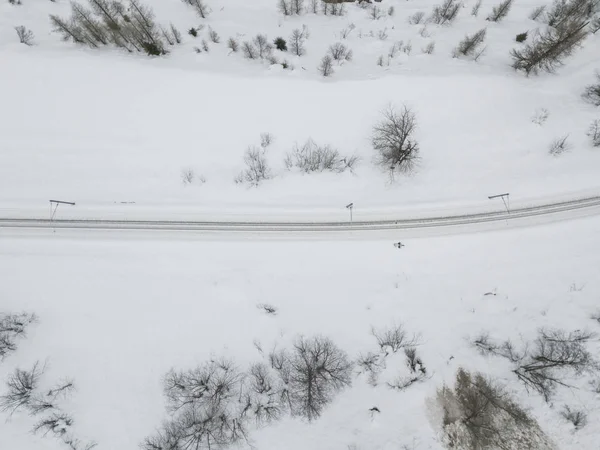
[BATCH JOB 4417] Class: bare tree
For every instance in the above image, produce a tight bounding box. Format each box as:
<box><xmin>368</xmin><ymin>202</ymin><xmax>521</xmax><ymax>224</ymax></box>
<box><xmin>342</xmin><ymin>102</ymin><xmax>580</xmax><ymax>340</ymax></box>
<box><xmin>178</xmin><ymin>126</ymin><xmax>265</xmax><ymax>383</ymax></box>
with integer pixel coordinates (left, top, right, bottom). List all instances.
<box><xmin>236</xmin><ymin>146</ymin><xmax>271</xmax><ymax>186</ymax></box>
<box><xmin>328</xmin><ymin>42</ymin><xmax>352</xmax><ymax>61</ymax></box>
<box><xmin>429</xmin><ymin>0</ymin><xmax>462</xmax><ymax>25</ymax></box>
<box><xmin>560</xmin><ymin>405</ymin><xmax>587</xmax><ymax>429</ymax></box>
<box><xmin>529</xmin><ymin>5</ymin><xmax>547</xmax><ymax>20</ymax></box>
<box><xmin>322</xmin><ymin>0</ymin><xmax>346</xmax><ymax>16</ymax></box>
<box><xmin>586</xmin><ymin>119</ymin><xmax>600</xmax><ymax>146</ymax></box>
<box><xmin>290</xmin><ymin>0</ymin><xmax>304</xmax><ymax>14</ymax></box>
<box><xmin>318</xmin><ymin>54</ymin><xmax>334</xmax><ymax>76</ymax></box>
<box><xmin>372</xmin><ymin>105</ymin><xmax>419</xmax><ymax>173</ymax></box>
<box><xmin>182</xmin><ymin>0</ymin><xmax>210</xmax><ymax>18</ymax></box>
<box><xmin>253</xmin><ymin>34</ymin><xmax>273</xmax><ymax>58</ymax></box>
<box><xmin>271</xmin><ymin>336</ymin><xmax>353</xmax><ymax>421</ymax></box>
<box><xmin>487</xmin><ymin>0</ymin><xmax>514</xmax><ymax>22</ymax></box>
<box><xmin>278</xmin><ymin>0</ymin><xmax>291</xmax><ymax>15</ymax></box>
<box><xmin>471</xmin><ymin>0</ymin><xmax>483</xmax><ymax>16</ymax></box>
<box><xmin>242</xmin><ymin>41</ymin><xmax>258</xmax><ymax>59</ymax></box>
<box><xmin>453</xmin><ymin>28</ymin><xmax>486</xmax><ymax>58</ymax></box>
<box><xmin>227</xmin><ymin>37</ymin><xmax>239</xmax><ymax>52</ymax></box>
<box><xmin>284</xmin><ymin>139</ymin><xmax>358</xmax><ymax>173</ymax></box>
<box><xmin>0</xmin><ymin>362</ymin><xmax>45</xmax><ymax>415</ymax></box>
<box><xmin>0</xmin><ymin>312</ymin><xmax>37</xmax><ymax>361</ymax></box>
<box><xmin>549</xmin><ymin>134</ymin><xmax>571</xmax><ymax>155</ymax></box>
<box><xmin>510</xmin><ymin>19</ymin><xmax>588</xmax><ymax>75</ymax></box>
<box><xmin>208</xmin><ymin>27</ymin><xmax>220</xmax><ymax>43</ymax></box>
<box><xmin>430</xmin><ymin>368</ymin><xmax>555</xmax><ymax>450</ymax></box>
<box><xmin>582</xmin><ymin>72</ymin><xmax>600</xmax><ymax>105</ymax></box>
<box><xmin>289</xmin><ymin>27</ymin><xmax>308</xmax><ymax>56</ymax></box>
<box><xmin>15</xmin><ymin>26</ymin><xmax>34</xmax><ymax>45</ymax></box>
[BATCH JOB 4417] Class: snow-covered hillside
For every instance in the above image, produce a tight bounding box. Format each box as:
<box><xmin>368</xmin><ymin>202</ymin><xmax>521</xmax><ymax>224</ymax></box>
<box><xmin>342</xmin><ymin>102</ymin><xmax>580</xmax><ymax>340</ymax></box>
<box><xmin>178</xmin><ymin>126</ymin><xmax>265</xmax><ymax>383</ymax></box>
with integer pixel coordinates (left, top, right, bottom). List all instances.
<box><xmin>0</xmin><ymin>0</ymin><xmax>599</xmax><ymax>220</ymax></box>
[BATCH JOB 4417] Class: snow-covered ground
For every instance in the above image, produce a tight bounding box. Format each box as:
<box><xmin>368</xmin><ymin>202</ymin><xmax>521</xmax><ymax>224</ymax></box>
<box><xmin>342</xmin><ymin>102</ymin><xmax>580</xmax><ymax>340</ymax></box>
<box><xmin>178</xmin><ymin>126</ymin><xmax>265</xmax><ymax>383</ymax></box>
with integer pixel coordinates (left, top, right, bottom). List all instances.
<box><xmin>1</xmin><ymin>217</ymin><xmax>600</xmax><ymax>450</ymax></box>
<box><xmin>1</xmin><ymin>0</ymin><xmax>599</xmax><ymax>219</ymax></box>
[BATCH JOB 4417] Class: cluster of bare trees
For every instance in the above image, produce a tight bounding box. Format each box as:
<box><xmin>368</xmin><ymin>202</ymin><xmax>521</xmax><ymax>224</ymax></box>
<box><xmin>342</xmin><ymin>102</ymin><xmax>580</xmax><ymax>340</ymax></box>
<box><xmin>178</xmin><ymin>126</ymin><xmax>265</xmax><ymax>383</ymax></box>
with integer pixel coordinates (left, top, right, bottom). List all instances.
<box><xmin>284</xmin><ymin>139</ymin><xmax>358</xmax><ymax>173</ymax></box>
<box><xmin>143</xmin><ymin>336</ymin><xmax>353</xmax><ymax>449</ymax></box>
<box><xmin>472</xmin><ymin>328</ymin><xmax>599</xmax><ymax>401</ymax></box>
<box><xmin>50</xmin><ymin>0</ymin><xmax>177</xmax><ymax>55</ymax></box>
<box><xmin>279</xmin><ymin>0</ymin><xmax>347</xmax><ymax>16</ymax></box>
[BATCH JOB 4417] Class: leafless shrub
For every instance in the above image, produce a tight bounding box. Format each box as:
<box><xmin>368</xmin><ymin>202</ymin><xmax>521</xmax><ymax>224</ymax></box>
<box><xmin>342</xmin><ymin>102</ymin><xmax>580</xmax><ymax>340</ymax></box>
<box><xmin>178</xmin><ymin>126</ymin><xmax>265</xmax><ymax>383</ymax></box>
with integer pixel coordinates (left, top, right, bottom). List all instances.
<box><xmin>582</xmin><ymin>72</ymin><xmax>600</xmax><ymax>105</ymax></box>
<box><xmin>430</xmin><ymin>368</ymin><xmax>555</xmax><ymax>450</ymax></box>
<box><xmin>254</xmin><ymin>34</ymin><xmax>273</xmax><ymax>58</ymax></box>
<box><xmin>376</xmin><ymin>55</ymin><xmax>385</xmax><ymax>66</ymax></box>
<box><xmin>201</xmin><ymin>39</ymin><xmax>209</xmax><ymax>52</ymax></box>
<box><xmin>388</xmin><ymin>5</ymin><xmax>395</xmax><ymax>16</ymax></box>
<box><xmin>181</xmin><ymin>168</ymin><xmax>205</xmax><ymax>185</ymax></box>
<box><xmin>560</xmin><ymin>405</ymin><xmax>587</xmax><ymax>429</ymax></box>
<box><xmin>377</xmin><ymin>28</ymin><xmax>389</xmax><ymax>40</ymax></box>
<box><xmin>329</xmin><ymin>42</ymin><xmax>353</xmax><ymax>61</ymax></box>
<box><xmin>318</xmin><ymin>54</ymin><xmax>334</xmax><ymax>76</ymax></box>
<box><xmin>236</xmin><ymin>146</ymin><xmax>271</xmax><ymax>186</ymax></box>
<box><xmin>408</xmin><ymin>11</ymin><xmax>426</xmax><ymax>24</ymax></box>
<box><xmin>532</xmin><ymin>108</ymin><xmax>549</xmax><ymax>125</ymax></box>
<box><xmin>487</xmin><ymin>0</ymin><xmax>514</xmax><ymax>22</ymax></box>
<box><xmin>0</xmin><ymin>312</ymin><xmax>37</xmax><ymax>360</ymax></box>
<box><xmin>271</xmin><ymin>336</ymin><xmax>353</xmax><ymax>421</ymax></box>
<box><xmin>529</xmin><ymin>5</ymin><xmax>547</xmax><ymax>20</ymax></box>
<box><xmin>472</xmin><ymin>329</ymin><xmax>598</xmax><ymax>401</ymax></box>
<box><xmin>289</xmin><ymin>26</ymin><xmax>309</xmax><ymax>56</ymax></box>
<box><xmin>586</xmin><ymin>119</ymin><xmax>600</xmax><ymax>146</ymax></box>
<box><xmin>242</xmin><ymin>41</ymin><xmax>258</xmax><ymax>59</ymax></box>
<box><xmin>260</xmin><ymin>132</ymin><xmax>274</xmax><ymax>149</ymax></box>
<box><xmin>372</xmin><ymin>105</ymin><xmax>419</xmax><ymax>173</ymax></box>
<box><xmin>453</xmin><ymin>28</ymin><xmax>486</xmax><ymax>59</ymax></box>
<box><xmin>227</xmin><ymin>37</ymin><xmax>239</xmax><ymax>52</ymax></box>
<box><xmin>208</xmin><ymin>27</ymin><xmax>220</xmax><ymax>43</ymax></box>
<box><xmin>0</xmin><ymin>362</ymin><xmax>45</xmax><ymax>415</ymax></box>
<box><xmin>356</xmin><ymin>351</ymin><xmax>386</xmax><ymax>386</ymax></box>
<box><xmin>422</xmin><ymin>41</ymin><xmax>436</xmax><ymax>54</ymax></box>
<box><xmin>243</xmin><ymin>363</ymin><xmax>285</xmax><ymax>424</ymax></box>
<box><xmin>182</xmin><ymin>0</ymin><xmax>210</xmax><ymax>18</ymax></box>
<box><xmin>511</xmin><ymin>19</ymin><xmax>588</xmax><ymax>75</ymax></box>
<box><xmin>257</xmin><ymin>303</ymin><xmax>278</xmax><ymax>315</ymax></box>
<box><xmin>33</xmin><ymin>412</ymin><xmax>74</xmax><ymax>437</ymax></box>
<box><xmin>340</xmin><ymin>23</ymin><xmax>356</xmax><ymax>39</ymax></box>
<box><xmin>471</xmin><ymin>0</ymin><xmax>483</xmax><ymax>16</ymax></box>
<box><xmin>370</xmin><ymin>4</ymin><xmax>384</xmax><ymax>20</ymax></box>
<box><xmin>371</xmin><ymin>323</ymin><xmax>420</xmax><ymax>355</ymax></box>
<box><xmin>388</xmin><ymin>41</ymin><xmax>402</xmax><ymax>59</ymax></box>
<box><xmin>429</xmin><ymin>0</ymin><xmax>462</xmax><ymax>25</ymax></box>
<box><xmin>8</xmin><ymin>0</ymin><xmax>23</xmax><ymax>5</ymax></box>
<box><xmin>549</xmin><ymin>135</ymin><xmax>571</xmax><ymax>155</ymax></box>
<box><xmin>387</xmin><ymin>347</ymin><xmax>428</xmax><ymax>391</ymax></box>
<box><xmin>284</xmin><ymin>139</ymin><xmax>358</xmax><ymax>173</ymax></box>
<box><xmin>419</xmin><ymin>25</ymin><xmax>431</xmax><ymax>37</ymax></box>
<box><xmin>402</xmin><ymin>40</ymin><xmax>413</xmax><ymax>55</ymax></box>
<box><xmin>590</xmin><ymin>378</ymin><xmax>600</xmax><ymax>393</ymax></box>
<box><xmin>591</xmin><ymin>309</ymin><xmax>600</xmax><ymax>323</ymax></box>
<box><xmin>15</xmin><ymin>25</ymin><xmax>34</xmax><ymax>45</ymax></box>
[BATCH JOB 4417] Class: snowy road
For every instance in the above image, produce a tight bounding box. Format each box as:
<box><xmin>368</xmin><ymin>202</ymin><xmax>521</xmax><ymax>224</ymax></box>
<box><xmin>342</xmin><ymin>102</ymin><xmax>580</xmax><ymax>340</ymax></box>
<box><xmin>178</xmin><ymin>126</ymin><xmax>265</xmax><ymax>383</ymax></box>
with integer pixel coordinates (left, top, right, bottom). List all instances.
<box><xmin>1</xmin><ymin>195</ymin><xmax>600</xmax><ymax>238</ymax></box>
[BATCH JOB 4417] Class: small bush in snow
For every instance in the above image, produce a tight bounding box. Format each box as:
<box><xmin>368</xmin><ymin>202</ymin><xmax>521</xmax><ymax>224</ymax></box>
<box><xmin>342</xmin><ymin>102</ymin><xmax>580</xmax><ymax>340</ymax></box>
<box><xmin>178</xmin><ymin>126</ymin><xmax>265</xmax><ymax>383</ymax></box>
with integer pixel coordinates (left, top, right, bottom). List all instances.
<box><xmin>372</xmin><ymin>105</ymin><xmax>419</xmax><ymax>173</ymax></box>
<box><xmin>370</xmin><ymin>4</ymin><xmax>384</xmax><ymax>20</ymax></box>
<box><xmin>328</xmin><ymin>42</ymin><xmax>352</xmax><ymax>61</ymax></box>
<box><xmin>560</xmin><ymin>405</ymin><xmax>587</xmax><ymax>429</ymax></box>
<box><xmin>529</xmin><ymin>5</ymin><xmax>547</xmax><ymax>20</ymax></box>
<box><xmin>487</xmin><ymin>0</ymin><xmax>514</xmax><ymax>22</ymax></box>
<box><xmin>422</xmin><ymin>41</ymin><xmax>436</xmax><ymax>54</ymax></box>
<box><xmin>284</xmin><ymin>139</ymin><xmax>358</xmax><ymax>173</ymax></box>
<box><xmin>408</xmin><ymin>11</ymin><xmax>426</xmax><ymax>24</ymax></box>
<box><xmin>510</xmin><ymin>19</ymin><xmax>588</xmax><ymax>75</ymax></box>
<box><xmin>340</xmin><ymin>23</ymin><xmax>356</xmax><ymax>39</ymax></box>
<box><xmin>587</xmin><ymin>120</ymin><xmax>600</xmax><ymax>146</ymax></box>
<box><xmin>429</xmin><ymin>368</ymin><xmax>555</xmax><ymax>450</ymax></box>
<box><xmin>270</xmin><ymin>336</ymin><xmax>353</xmax><ymax>421</ymax></box>
<box><xmin>181</xmin><ymin>168</ymin><xmax>205</xmax><ymax>185</ymax></box>
<box><xmin>471</xmin><ymin>0</ymin><xmax>483</xmax><ymax>16</ymax></box>
<box><xmin>429</xmin><ymin>0</ymin><xmax>462</xmax><ymax>25</ymax></box>
<box><xmin>188</xmin><ymin>27</ymin><xmax>198</xmax><ymax>37</ymax></box>
<box><xmin>8</xmin><ymin>0</ymin><xmax>23</xmax><ymax>5</ymax></box>
<box><xmin>242</xmin><ymin>41</ymin><xmax>258</xmax><ymax>59</ymax></box>
<box><xmin>208</xmin><ymin>27</ymin><xmax>220</xmax><ymax>43</ymax></box>
<box><xmin>0</xmin><ymin>312</ymin><xmax>37</xmax><ymax>361</ymax></box>
<box><xmin>378</xmin><ymin>28</ymin><xmax>389</xmax><ymax>40</ymax></box>
<box><xmin>274</xmin><ymin>37</ymin><xmax>287</xmax><ymax>51</ymax></box>
<box><xmin>15</xmin><ymin>26</ymin><xmax>34</xmax><ymax>45</ymax></box>
<box><xmin>182</xmin><ymin>0</ymin><xmax>210</xmax><ymax>18</ymax></box>
<box><xmin>531</xmin><ymin>108</ymin><xmax>549</xmax><ymax>125</ymax></box>
<box><xmin>387</xmin><ymin>347</ymin><xmax>428</xmax><ymax>391</ymax></box>
<box><xmin>388</xmin><ymin>5</ymin><xmax>395</xmax><ymax>16</ymax></box>
<box><xmin>318</xmin><ymin>54</ymin><xmax>334</xmax><ymax>76</ymax></box>
<box><xmin>235</xmin><ymin>146</ymin><xmax>271</xmax><ymax>186</ymax></box>
<box><xmin>227</xmin><ymin>36</ymin><xmax>239</xmax><ymax>52</ymax></box>
<box><xmin>371</xmin><ymin>323</ymin><xmax>420</xmax><ymax>355</ymax></box>
<box><xmin>289</xmin><ymin>26</ymin><xmax>309</xmax><ymax>56</ymax></box>
<box><xmin>356</xmin><ymin>351</ymin><xmax>386</xmax><ymax>386</ymax></box>
<box><xmin>201</xmin><ymin>39</ymin><xmax>209</xmax><ymax>52</ymax></box>
<box><xmin>549</xmin><ymin>135</ymin><xmax>571</xmax><ymax>155</ymax></box>
<box><xmin>377</xmin><ymin>55</ymin><xmax>385</xmax><ymax>66</ymax></box>
<box><xmin>402</xmin><ymin>40</ymin><xmax>413</xmax><ymax>55</ymax></box>
<box><xmin>257</xmin><ymin>303</ymin><xmax>278</xmax><ymax>315</ymax></box>
<box><xmin>453</xmin><ymin>28</ymin><xmax>487</xmax><ymax>59</ymax></box>
<box><xmin>254</xmin><ymin>34</ymin><xmax>273</xmax><ymax>58</ymax></box>
<box><xmin>516</xmin><ymin>31</ymin><xmax>528</xmax><ymax>42</ymax></box>
<box><xmin>582</xmin><ymin>72</ymin><xmax>600</xmax><ymax>105</ymax></box>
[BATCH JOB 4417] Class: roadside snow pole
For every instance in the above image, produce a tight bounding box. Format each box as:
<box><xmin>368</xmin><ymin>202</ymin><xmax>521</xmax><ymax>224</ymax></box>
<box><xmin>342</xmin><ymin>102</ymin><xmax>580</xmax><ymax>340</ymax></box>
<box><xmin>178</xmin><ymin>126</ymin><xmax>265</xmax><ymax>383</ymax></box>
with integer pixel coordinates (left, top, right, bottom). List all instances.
<box><xmin>49</xmin><ymin>199</ymin><xmax>75</xmax><ymax>221</ymax></box>
<box><xmin>488</xmin><ymin>193</ymin><xmax>510</xmax><ymax>214</ymax></box>
<box><xmin>346</xmin><ymin>202</ymin><xmax>354</xmax><ymax>223</ymax></box>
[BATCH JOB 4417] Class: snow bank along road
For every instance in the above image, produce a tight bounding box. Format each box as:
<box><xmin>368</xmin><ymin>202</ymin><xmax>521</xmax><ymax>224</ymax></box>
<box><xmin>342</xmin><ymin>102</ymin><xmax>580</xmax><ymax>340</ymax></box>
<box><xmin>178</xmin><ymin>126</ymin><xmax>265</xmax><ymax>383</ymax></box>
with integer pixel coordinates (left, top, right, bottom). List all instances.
<box><xmin>1</xmin><ymin>195</ymin><xmax>600</xmax><ymax>238</ymax></box>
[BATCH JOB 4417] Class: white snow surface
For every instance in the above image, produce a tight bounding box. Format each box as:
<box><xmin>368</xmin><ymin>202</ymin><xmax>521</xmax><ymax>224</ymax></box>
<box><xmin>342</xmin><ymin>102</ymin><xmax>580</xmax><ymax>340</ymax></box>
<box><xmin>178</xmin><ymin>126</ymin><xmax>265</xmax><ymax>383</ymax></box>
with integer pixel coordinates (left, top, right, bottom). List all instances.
<box><xmin>1</xmin><ymin>0</ymin><xmax>600</xmax><ymax>220</ymax></box>
<box><xmin>1</xmin><ymin>217</ymin><xmax>600</xmax><ymax>449</ymax></box>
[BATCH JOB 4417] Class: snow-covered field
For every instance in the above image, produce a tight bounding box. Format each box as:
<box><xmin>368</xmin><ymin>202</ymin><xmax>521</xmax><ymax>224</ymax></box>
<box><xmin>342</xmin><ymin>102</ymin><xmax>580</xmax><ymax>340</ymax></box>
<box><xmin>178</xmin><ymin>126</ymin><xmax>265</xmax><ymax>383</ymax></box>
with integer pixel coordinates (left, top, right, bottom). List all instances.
<box><xmin>1</xmin><ymin>217</ymin><xmax>600</xmax><ymax>450</ymax></box>
<box><xmin>1</xmin><ymin>0</ymin><xmax>599</xmax><ymax>219</ymax></box>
